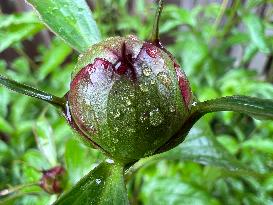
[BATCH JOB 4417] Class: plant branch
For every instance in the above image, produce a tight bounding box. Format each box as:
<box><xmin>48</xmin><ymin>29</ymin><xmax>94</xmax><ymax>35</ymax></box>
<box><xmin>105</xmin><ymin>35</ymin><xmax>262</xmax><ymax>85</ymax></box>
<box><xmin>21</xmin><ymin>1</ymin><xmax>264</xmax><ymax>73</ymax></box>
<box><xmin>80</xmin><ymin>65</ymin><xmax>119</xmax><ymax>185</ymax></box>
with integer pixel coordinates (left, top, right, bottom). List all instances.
<box><xmin>150</xmin><ymin>0</ymin><xmax>163</xmax><ymax>43</ymax></box>
<box><xmin>156</xmin><ymin>95</ymin><xmax>273</xmax><ymax>154</ymax></box>
<box><xmin>0</xmin><ymin>75</ymin><xmax>65</xmax><ymax>109</ymax></box>
<box><xmin>195</xmin><ymin>96</ymin><xmax>273</xmax><ymax>120</ymax></box>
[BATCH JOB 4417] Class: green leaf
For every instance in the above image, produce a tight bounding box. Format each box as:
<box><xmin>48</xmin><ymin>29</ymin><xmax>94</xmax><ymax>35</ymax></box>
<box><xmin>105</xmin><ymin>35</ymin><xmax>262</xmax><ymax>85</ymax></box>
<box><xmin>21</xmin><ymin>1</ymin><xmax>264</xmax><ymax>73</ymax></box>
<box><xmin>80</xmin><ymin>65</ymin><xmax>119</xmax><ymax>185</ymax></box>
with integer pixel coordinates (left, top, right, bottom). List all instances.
<box><xmin>242</xmin><ymin>138</ymin><xmax>273</xmax><ymax>154</ymax></box>
<box><xmin>0</xmin><ymin>117</ymin><xmax>13</xmax><ymax>135</ymax></box>
<box><xmin>37</xmin><ymin>37</ymin><xmax>72</xmax><ymax>80</ymax></box>
<box><xmin>26</xmin><ymin>0</ymin><xmax>101</xmax><ymax>53</ymax></box>
<box><xmin>33</xmin><ymin>115</ymin><xmax>57</xmax><ymax>166</ymax></box>
<box><xmin>54</xmin><ymin>161</ymin><xmax>129</xmax><ymax>205</ymax></box>
<box><xmin>0</xmin><ymin>75</ymin><xmax>65</xmax><ymax>109</ymax></box>
<box><xmin>159</xmin><ymin>120</ymin><xmax>247</xmax><ymax>172</ymax></box>
<box><xmin>132</xmin><ymin>121</ymin><xmax>248</xmax><ymax>174</ymax></box>
<box><xmin>0</xmin><ymin>12</ymin><xmax>43</xmax><ymax>52</ymax></box>
<box><xmin>195</xmin><ymin>95</ymin><xmax>273</xmax><ymax>120</ymax></box>
<box><xmin>0</xmin><ymin>22</ymin><xmax>43</xmax><ymax>52</ymax></box>
<box><xmin>243</xmin><ymin>14</ymin><xmax>270</xmax><ymax>53</ymax></box>
<box><xmin>64</xmin><ymin>139</ymin><xmax>90</xmax><ymax>185</ymax></box>
<box><xmin>140</xmin><ymin>177</ymin><xmax>220</xmax><ymax>205</ymax></box>
<box><xmin>23</xmin><ymin>149</ymin><xmax>51</xmax><ymax>170</ymax></box>
<box><xmin>0</xmin><ymin>12</ymin><xmax>41</xmax><ymax>28</ymax></box>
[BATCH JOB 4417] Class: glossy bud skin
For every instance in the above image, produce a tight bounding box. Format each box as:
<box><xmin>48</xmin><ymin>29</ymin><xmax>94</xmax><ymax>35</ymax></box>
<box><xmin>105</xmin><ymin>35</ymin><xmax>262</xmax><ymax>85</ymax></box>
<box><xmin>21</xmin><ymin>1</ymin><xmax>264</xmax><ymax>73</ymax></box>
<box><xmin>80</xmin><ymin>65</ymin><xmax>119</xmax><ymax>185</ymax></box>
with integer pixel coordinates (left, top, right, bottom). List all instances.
<box><xmin>67</xmin><ymin>35</ymin><xmax>192</xmax><ymax>164</ymax></box>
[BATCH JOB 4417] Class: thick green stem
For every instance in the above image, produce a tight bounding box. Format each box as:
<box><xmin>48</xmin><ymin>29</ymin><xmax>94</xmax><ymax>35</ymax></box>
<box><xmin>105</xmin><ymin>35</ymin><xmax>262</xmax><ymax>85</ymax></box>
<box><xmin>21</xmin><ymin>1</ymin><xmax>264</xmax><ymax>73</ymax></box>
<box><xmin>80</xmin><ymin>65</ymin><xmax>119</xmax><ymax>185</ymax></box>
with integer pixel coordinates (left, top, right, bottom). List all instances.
<box><xmin>156</xmin><ymin>95</ymin><xmax>273</xmax><ymax>154</ymax></box>
<box><xmin>0</xmin><ymin>75</ymin><xmax>65</xmax><ymax>109</ymax></box>
<box><xmin>195</xmin><ymin>95</ymin><xmax>273</xmax><ymax>120</ymax></box>
<box><xmin>150</xmin><ymin>0</ymin><xmax>164</xmax><ymax>43</ymax></box>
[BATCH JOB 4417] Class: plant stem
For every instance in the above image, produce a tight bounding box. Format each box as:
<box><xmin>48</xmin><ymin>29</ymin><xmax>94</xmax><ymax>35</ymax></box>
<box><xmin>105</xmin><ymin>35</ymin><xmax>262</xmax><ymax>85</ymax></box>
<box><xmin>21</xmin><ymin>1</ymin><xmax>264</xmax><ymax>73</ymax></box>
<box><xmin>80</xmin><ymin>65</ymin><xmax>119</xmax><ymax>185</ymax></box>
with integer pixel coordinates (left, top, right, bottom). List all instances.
<box><xmin>0</xmin><ymin>75</ymin><xmax>65</xmax><ymax>109</ymax></box>
<box><xmin>195</xmin><ymin>96</ymin><xmax>273</xmax><ymax>120</ymax></box>
<box><xmin>150</xmin><ymin>0</ymin><xmax>163</xmax><ymax>43</ymax></box>
<box><xmin>213</xmin><ymin>0</ymin><xmax>229</xmax><ymax>30</ymax></box>
<box><xmin>156</xmin><ymin>95</ymin><xmax>273</xmax><ymax>153</ymax></box>
<box><xmin>0</xmin><ymin>182</ymin><xmax>39</xmax><ymax>197</ymax></box>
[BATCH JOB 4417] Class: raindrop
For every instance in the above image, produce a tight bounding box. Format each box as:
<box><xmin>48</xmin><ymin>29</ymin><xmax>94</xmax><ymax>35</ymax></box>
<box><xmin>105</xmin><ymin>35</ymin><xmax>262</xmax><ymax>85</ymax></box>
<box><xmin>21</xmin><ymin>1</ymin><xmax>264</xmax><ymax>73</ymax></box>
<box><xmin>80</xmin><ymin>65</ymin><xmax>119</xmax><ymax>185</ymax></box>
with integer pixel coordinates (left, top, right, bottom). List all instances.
<box><xmin>149</xmin><ymin>108</ymin><xmax>164</xmax><ymax>126</ymax></box>
<box><xmin>95</xmin><ymin>179</ymin><xmax>101</xmax><ymax>185</ymax></box>
<box><xmin>126</xmin><ymin>99</ymin><xmax>132</xmax><ymax>106</ymax></box>
<box><xmin>140</xmin><ymin>115</ymin><xmax>147</xmax><ymax>123</ymax></box>
<box><xmin>106</xmin><ymin>159</ymin><xmax>114</xmax><ymax>164</ymax></box>
<box><xmin>113</xmin><ymin>111</ymin><xmax>120</xmax><ymax>118</ymax></box>
<box><xmin>150</xmin><ymin>79</ymin><xmax>156</xmax><ymax>85</ymax></box>
<box><xmin>169</xmin><ymin>105</ymin><xmax>175</xmax><ymax>113</ymax></box>
<box><xmin>157</xmin><ymin>72</ymin><xmax>171</xmax><ymax>87</ymax></box>
<box><xmin>113</xmin><ymin>138</ymin><xmax>119</xmax><ymax>144</ymax></box>
<box><xmin>192</xmin><ymin>101</ymin><xmax>198</xmax><ymax>106</ymax></box>
<box><xmin>142</xmin><ymin>66</ymin><xmax>152</xmax><ymax>77</ymax></box>
<box><xmin>140</xmin><ymin>83</ymin><xmax>149</xmax><ymax>92</ymax></box>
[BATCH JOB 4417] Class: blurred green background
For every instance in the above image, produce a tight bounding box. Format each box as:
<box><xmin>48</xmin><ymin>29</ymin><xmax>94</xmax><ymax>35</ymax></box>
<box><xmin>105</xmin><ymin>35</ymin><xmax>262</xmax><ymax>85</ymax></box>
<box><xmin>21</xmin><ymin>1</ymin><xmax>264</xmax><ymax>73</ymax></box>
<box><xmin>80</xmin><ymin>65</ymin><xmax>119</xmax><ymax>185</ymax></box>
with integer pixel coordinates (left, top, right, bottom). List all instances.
<box><xmin>0</xmin><ymin>0</ymin><xmax>273</xmax><ymax>204</ymax></box>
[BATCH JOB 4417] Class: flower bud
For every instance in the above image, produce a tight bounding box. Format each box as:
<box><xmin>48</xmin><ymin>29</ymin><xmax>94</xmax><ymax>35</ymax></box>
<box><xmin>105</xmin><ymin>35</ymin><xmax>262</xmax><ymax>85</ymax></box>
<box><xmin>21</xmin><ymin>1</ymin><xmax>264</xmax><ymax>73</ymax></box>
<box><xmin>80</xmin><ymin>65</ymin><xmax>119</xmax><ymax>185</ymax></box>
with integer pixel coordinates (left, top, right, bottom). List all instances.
<box><xmin>39</xmin><ymin>166</ymin><xmax>66</xmax><ymax>194</ymax></box>
<box><xmin>67</xmin><ymin>35</ymin><xmax>192</xmax><ymax>164</ymax></box>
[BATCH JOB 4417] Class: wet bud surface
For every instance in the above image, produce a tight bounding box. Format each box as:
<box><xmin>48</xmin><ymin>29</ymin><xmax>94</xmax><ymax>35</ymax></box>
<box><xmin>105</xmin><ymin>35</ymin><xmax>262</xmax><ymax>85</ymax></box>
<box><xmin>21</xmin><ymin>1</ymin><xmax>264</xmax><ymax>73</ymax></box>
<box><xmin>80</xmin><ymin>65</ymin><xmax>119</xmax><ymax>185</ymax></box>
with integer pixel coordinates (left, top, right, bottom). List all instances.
<box><xmin>67</xmin><ymin>35</ymin><xmax>192</xmax><ymax>164</ymax></box>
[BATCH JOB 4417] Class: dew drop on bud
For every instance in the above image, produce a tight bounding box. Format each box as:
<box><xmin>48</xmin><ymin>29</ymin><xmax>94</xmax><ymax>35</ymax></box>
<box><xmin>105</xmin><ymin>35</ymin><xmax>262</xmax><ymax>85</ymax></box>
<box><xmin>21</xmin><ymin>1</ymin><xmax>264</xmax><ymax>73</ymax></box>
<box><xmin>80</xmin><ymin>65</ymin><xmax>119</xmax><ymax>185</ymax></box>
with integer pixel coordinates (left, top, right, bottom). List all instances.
<box><xmin>169</xmin><ymin>105</ymin><xmax>175</xmax><ymax>113</ymax></box>
<box><xmin>157</xmin><ymin>72</ymin><xmax>171</xmax><ymax>87</ymax></box>
<box><xmin>149</xmin><ymin>108</ymin><xmax>164</xmax><ymax>126</ymax></box>
<box><xmin>139</xmin><ymin>83</ymin><xmax>149</xmax><ymax>92</ymax></box>
<box><xmin>142</xmin><ymin>66</ymin><xmax>152</xmax><ymax>77</ymax></box>
<box><xmin>150</xmin><ymin>79</ymin><xmax>156</xmax><ymax>85</ymax></box>
<box><xmin>113</xmin><ymin>111</ymin><xmax>120</xmax><ymax>118</ymax></box>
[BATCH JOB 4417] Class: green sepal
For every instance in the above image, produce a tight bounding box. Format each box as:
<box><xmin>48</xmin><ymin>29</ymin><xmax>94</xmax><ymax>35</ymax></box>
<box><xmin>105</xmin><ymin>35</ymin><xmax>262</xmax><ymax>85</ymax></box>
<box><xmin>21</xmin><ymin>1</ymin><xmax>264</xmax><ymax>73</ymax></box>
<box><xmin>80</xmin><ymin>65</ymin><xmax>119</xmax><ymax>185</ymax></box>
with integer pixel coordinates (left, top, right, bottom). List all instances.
<box><xmin>0</xmin><ymin>75</ymin><xmax>65</xmax><ymax>109</ymax></box>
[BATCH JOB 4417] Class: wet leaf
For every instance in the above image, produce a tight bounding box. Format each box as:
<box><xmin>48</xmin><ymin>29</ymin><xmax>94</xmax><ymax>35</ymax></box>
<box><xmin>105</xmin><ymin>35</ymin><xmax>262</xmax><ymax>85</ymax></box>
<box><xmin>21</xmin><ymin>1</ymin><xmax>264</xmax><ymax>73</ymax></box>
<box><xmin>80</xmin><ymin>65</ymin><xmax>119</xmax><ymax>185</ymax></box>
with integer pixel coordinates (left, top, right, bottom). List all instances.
<box><xmin>243</xmin><ymin>14</ymin><xmax>270</xmax><ymax>53</ymax></box>
<box><xmin>54</xmin><ymin>161</ymin><xmax>129</xmax><ymax>205</ymax></box>
<box><xmin>37</xmin><ymin>38</ymin><xmax>72</xmax><ymax>80</ymax></box>
<box><xmin>159</xmin><ymin>120</ymin><xmax>248</xmax><ymax>172</ymax></box>
<box><xmin>26</xmin><ymin>0</ymin><xmax>101</xmax><ymax>53</ymax></box>
<box><xmin>196</xmin><ymin>95</ymin><xmax>273</xmax><ymax>120</ymax></box>
<box><xmin>33</xmin><ymin>115</ymin><xmax>57</xmax><ymax>166</ymax></box>
<box><xmin>140</xmin><ymin>177</ymin><xmax>220</xmax><ymax>205</ymax></box>
<box><xmin>0</xmin><ymin>22</ymin><xmax>43</xmax><ymax>52</ymax></box>
<box><xmin>0</xmin><ymin>117</ymin><xmax>13</xmax><ymax>135</ymax></box>
<box><xmin>64</xmin><ymin>139</ymin><xmax>90</xmax><ymax>185</ymax></box>
<box><xmin>0</xmin><ymin>75</ymin><xmax>65</xmax><ymax>109</ymax></box>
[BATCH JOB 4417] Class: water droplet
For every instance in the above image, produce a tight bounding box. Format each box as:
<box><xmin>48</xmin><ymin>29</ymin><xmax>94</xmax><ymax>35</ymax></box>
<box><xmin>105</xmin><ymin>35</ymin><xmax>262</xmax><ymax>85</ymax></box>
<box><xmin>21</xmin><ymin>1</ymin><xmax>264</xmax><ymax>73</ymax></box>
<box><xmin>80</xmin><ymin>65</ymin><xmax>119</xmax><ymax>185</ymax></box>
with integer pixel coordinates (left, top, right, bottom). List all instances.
<box><xmin>157</xmin><ymin>72</ymin><xmax>171</xmax><ymax>87</ymax></box>
<box><xmin>192</xmin><ymin>101</ymin><xmax>197</xmax><ymax>106</ymax></box>
<box><xmin>106</xmin><ymin>159</ymin><xmax>114</xmax><ymax>164</ymax></box>
<box><xmin>149</xmin><ymin>108</ymin><xmax>164</xmax><ymax>126</ymax></box>
<box><xmin>150</xmin><ymin>79</ymin><xmax>156</xmax><ymax>85</ymax></box>
<box><xmin>142</xmin><ymin>66</ymin><xmax>152</xmax><ymax>77</ymax></box>
<box><xmin>140</xmin><ymin>83</ymin><xmax>149</xmax><ymax>92</ymax></box>
<box><xmin>140</xmin><ymin>115</ymin><xmax>147</xmax><ymax>123</ymax></box>
<box><xmin>95</xmin><ymin>179</ymin><xmax>101</xmax><ymax>184</ymax></box>
<box><xmin>113</xmin><ymin>127</ymin><xmax>119</xmax><ymax>133</ymax></box>
<box><xmin>169</xmin><ymin>105</ymin><xmax>175</xmax><ymax>112</ymax></box>
<box><xmin>126</xmin><ymin>99</ymin><xmax>132</xmax><ymax>106</ymax></box>
<box><xmin>113</xmin><ymin>111</ymin><xmax>120</xmax><ymax>118</ymax></box>
<box><xmin>113</xmin><ymin>138</ymin><xmax>119</xmax><ymax>144</ymax></box>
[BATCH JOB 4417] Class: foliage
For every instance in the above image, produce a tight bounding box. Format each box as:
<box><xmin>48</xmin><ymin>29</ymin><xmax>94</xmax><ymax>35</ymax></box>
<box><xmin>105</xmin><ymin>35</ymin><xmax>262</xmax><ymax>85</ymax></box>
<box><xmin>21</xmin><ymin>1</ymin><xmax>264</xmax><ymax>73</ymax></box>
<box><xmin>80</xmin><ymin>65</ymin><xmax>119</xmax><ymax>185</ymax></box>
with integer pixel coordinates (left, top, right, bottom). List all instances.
<box><xmin>0</xmin><ymin>0</ymin><xmax>273</xmax><ymax>204</ymax></box>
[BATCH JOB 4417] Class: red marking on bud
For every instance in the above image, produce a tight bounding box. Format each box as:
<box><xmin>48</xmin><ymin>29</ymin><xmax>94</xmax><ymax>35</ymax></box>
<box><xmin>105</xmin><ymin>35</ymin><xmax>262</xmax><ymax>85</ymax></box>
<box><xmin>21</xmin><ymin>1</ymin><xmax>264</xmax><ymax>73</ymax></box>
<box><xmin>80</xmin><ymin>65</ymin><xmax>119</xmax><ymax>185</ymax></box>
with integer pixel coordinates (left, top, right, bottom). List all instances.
<box><xmin>115</xmin><ymin>61</ymin><xmax>127</xmax><ymax>75</ymax></box>
<box><xmin>145</xmin><ymin>44</ymin><xmax>158</xmax><ymax>58</ymax></box>
<box><xmin>174</xmin><ymin>63</ymin><xmax>191</xmax><ymax>106</ymax></box>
